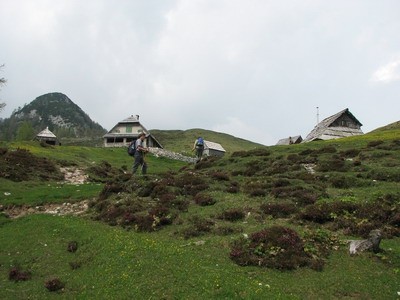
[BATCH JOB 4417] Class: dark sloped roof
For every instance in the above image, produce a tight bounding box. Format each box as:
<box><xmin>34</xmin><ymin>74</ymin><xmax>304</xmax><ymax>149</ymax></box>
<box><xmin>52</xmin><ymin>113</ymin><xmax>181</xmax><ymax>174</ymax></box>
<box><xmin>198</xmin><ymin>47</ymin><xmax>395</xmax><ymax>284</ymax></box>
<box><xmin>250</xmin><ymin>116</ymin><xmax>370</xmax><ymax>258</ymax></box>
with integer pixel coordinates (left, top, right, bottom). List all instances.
<box><xmin>303</xmin><ymin>108</ymin><xmax>363</xmax><ymax>142</ymax></box>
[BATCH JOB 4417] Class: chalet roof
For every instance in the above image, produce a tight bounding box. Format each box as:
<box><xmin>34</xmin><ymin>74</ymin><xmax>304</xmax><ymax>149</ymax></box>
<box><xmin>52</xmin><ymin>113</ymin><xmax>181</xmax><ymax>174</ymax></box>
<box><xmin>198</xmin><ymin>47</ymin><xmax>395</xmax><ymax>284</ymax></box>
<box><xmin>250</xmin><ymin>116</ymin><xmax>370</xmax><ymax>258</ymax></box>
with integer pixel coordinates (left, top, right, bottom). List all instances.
<box><xmin>36</xmin><ymin>127</ymin><xmax>56</xmax><ymax>139</ymax></box>
<box><xmin>276</xmin><ymin>135</ymin><xmax>302</xmax><ymax>145</ymax></box>
<box><xmin>317</xmin><ymin>108</ymin><xmax>362</xmax><ymax>128</ymax></box>
<box><xmin>204</xmin><ymin>140</ymin><xmax>226</xmax><ymax>152</ymax></box>
<box><xmin>303</xmin><ymin>108</ymin><xmax>363</xmax><ymax>142</ymax></box>
<box><xmin>103</xmin><ymin>114</ymin><xmax>149</xmax><ymax>138</ymax></box>
<box><xmin>119</xmin><ymin>115</ymin><xmax>140</xmax><ymax>124</ymax></box>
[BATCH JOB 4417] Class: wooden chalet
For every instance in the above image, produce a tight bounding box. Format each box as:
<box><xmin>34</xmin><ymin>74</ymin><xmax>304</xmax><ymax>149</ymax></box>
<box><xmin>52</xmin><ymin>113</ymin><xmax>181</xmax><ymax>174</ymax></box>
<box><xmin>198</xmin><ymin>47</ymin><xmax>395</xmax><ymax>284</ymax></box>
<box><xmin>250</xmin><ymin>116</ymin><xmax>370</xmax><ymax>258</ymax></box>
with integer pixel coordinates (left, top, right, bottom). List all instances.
<box><xmin>303</xmin><ymin>108</ymin><xmax>363</xmax><ymax>142</ymax></box>
<box><xmin>103</xmin><ymin>115</ymin><xmax>162</xmax><ymax>148</ymax></box>
<box><xmin>204</xmin><ymin>140</ymin><xmax>226</xmax><ymax>157</ymax></box>
<box><xmin>276</xmin><ymin>135</ymin><xmax>303</xmax><ymax>145</ymax></box>
<box><xmin>36</xmin><ymin>127</ymin><xmax>58</xmax><ymax>145</ymax></box>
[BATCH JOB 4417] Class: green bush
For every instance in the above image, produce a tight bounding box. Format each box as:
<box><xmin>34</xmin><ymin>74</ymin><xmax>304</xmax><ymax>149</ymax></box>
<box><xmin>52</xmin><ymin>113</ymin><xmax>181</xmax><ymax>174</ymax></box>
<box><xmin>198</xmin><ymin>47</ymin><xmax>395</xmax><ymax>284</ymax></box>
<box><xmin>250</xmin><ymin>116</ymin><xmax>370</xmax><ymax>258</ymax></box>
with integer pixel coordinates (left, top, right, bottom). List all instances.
<box><xmin>260</xmin><ymin>201</ymin><xmax>298</xmax><ymax>218</ymax></box>
<box><xmin>230</xmin><ymin>226</ymin><xmax>307</xmax><ymax>270</ymax></box>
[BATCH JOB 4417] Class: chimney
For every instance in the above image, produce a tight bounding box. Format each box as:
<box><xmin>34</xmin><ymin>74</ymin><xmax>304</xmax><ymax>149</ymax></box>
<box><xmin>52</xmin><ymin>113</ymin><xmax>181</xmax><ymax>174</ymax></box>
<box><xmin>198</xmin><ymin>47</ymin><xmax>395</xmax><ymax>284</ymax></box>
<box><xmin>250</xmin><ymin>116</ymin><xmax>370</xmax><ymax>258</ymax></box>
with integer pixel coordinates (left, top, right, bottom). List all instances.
<box><xmin>136</xmin><ymin>115</ymin><xmax>140</xmax><ymax>120</ymax></box>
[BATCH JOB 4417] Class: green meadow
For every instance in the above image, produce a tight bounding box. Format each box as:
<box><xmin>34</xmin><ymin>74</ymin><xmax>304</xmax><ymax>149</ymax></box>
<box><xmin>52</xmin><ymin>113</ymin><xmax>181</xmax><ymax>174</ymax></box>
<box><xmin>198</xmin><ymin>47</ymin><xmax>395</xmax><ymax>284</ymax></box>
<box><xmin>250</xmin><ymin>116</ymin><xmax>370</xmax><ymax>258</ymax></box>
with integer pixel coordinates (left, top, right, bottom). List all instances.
<box><xmin>0</xmin><ymin>125</ymin><xmax>399</xmax><ymax>299</ymax></box>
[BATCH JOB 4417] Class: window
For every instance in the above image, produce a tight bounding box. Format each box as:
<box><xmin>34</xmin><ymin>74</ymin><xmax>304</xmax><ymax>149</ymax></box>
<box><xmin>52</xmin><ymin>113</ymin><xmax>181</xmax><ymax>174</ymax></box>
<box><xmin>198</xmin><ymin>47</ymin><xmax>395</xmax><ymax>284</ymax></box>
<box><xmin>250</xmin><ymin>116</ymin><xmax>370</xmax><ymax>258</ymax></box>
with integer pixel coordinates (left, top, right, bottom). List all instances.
<box><xmin>126</xmin><ymin>126</ymin><xmax>132</xmax><ymax>133</ymax></box>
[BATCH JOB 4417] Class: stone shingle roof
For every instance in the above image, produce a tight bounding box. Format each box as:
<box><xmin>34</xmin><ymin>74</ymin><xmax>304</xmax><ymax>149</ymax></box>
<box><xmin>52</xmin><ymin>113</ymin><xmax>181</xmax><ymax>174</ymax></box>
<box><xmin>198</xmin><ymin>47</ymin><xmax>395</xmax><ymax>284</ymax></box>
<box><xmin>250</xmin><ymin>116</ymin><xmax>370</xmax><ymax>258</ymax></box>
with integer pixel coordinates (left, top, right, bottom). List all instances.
<box><xmin>276</xmin><ymin>135</ymin><xmax>303</xmax><ymax>145</ymax></box>
<box><xmin>204</xmin><ymin>140</ymin><xmax>226</xmax><ymax>152</ymax></box>
<box><xmin>36</xmin><ymin>127</ymin><xmax>56</xmax><ymax>139</ymax></box>
<box><xmin>303</xmin><ymin>108</ymin><xmax>363</xmax><ymax>142</ymax></box>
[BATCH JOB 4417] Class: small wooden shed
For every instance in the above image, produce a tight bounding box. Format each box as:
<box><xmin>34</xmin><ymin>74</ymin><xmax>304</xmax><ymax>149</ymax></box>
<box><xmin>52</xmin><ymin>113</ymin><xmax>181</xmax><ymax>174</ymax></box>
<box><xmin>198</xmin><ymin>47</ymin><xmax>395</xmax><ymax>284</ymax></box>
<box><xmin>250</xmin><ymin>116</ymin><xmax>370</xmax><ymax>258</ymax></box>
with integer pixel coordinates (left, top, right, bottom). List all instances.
<box><xmin>36</xmin><ymin>127</ymin><xmax>58</xmax><ymax>145</ymax></box>
<box><xmin>204</xmin><ymin>140</ymin><xmax>226</xmax><ymax>157</ymax></box>
<box><xmin>276</xmin><ymin>135</ymin><xmax>303</xmax><ymax>145</ymax></box>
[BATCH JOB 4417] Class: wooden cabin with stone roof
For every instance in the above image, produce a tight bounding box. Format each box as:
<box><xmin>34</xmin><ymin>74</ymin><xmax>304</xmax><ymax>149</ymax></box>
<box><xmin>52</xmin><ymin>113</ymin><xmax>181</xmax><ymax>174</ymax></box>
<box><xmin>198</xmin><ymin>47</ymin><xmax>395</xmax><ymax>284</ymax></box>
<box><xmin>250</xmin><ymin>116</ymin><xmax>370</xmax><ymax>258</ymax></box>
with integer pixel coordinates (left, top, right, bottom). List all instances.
<box><xmin>203</xmin><ymin>140</ymin><xmax>226</xmax><ymax>157</ymax></box>
<box><xmin>36</xmin><ymin>127</ymin><xmax>58</xmax><ymax>145</ymax></box>
<box><xmin>276</xmin><ymin>135</ymin><xmax>303</xmax><ymax>145</ymax></box>
<box><xmin>103</xmin><ymin>115</ymin><xmax>163</xmax><ymax>148</ymax></box>
<box><xmin>303</xmin><ymin>108</ymin><xmax>363</xmax><ymax>142</ymax></box>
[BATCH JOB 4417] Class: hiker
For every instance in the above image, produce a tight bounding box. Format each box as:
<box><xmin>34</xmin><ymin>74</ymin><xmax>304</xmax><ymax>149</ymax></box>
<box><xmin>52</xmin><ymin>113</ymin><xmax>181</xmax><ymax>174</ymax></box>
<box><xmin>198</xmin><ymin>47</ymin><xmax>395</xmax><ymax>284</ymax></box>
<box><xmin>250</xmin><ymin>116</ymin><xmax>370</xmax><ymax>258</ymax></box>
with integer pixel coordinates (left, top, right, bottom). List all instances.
<box><xmin>132</xmin><ymin>132</ymin><xmax>149</xmax><ymax>175</ymax></box>
<box><xmin>192</xmin><ymin>137</ymin><xmax>204</xmax><ymax>163</ymax></box>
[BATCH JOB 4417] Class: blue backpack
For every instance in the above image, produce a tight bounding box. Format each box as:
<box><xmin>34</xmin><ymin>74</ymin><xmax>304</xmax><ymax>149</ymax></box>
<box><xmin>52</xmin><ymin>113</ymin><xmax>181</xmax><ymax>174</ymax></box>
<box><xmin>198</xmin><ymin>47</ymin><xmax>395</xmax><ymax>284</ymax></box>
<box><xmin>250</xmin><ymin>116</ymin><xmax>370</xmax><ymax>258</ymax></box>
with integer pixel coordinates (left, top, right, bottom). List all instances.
<box><xmin>127</xmin><ymin>141</ymin><xmax>136</xmax><ymax>156</ymax></box>
<box><xmin>196</xmin><ymin>137</ymin><xmax>204</xmax><ymax>147</ymax></box>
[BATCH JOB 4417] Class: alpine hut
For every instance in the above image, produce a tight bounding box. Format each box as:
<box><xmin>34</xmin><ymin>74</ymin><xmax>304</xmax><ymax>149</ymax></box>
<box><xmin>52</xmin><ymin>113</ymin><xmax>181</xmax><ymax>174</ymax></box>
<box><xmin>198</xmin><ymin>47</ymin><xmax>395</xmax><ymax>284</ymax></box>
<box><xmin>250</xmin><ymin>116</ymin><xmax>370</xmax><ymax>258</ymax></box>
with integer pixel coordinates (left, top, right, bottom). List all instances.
<box><xmin>303</xmin><ymin>108</ymin><xmax>363</xmax><ymax>142</ymax></box>
<box><xmin>276</xmin><ymin>135</ymin><xmax>303</xmax><ymax>145</ymax></box>
<box><xmin>36</xmin><ymin>127</ymin><xmax>58</xmax><ymax>145</ymax></box>
<box><xmin>103</xmin><ymin>115</ymin><xmax>163</xmax><ymax>148</ymax></box>
<box><xmin>204</xmin><ymin>140</ymin><xmax>226</xmax><ymax>157</ymax></box>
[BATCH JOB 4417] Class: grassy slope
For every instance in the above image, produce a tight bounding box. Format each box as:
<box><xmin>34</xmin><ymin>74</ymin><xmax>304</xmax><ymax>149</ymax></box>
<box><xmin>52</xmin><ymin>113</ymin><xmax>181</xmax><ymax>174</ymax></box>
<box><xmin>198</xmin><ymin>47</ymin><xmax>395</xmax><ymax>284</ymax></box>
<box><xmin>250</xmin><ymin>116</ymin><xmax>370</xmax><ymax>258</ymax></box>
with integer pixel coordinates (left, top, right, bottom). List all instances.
<box><xmin>0</xmin><ymin>214</ymin><xmax>398</xmax><ymax>299</ymax></box>
<box><xmin>149</xmin><ymin>128</ymin><xmax>264</xmax><ymax>154</ymax></box>
<box><xmin>0</xmin><ymin>125</ymin><xmax>400</xmax><ymax>299</ymax></box>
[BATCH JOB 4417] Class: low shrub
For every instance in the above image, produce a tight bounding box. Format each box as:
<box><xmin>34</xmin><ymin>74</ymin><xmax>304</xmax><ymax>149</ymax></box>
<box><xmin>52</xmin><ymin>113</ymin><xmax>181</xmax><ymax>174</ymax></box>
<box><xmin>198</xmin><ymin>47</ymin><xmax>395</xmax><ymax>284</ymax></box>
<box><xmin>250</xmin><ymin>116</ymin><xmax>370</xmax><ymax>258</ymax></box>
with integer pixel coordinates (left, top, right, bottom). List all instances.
<box><xmin>194</xmin><ymin>157</ymin><xmax>218</xmax><ymax>169</ymax></box>
<box><xmin>67</xmin><ymin>241</ymin><xmax>78</xmax><ymax>253</ymax></box>
<box><xmin>328</xmin><ymin>174</ymin><xmax>353</xmax><ymax>188</ymax></box>
<box><xmin>99</xmin><ymin>182</ymin><xmax>126</xmax><ymax>200</ymax></box>
<box><xmin>132</xmin><ymin>214</ymin><xmax>156</xmax><ymax>232</ymax></box>
<box><xmin>0</xmin><ymin>148</ymin><xmax>63</xmax><ymax>182</ymax></box>
<box><xmin>148</xmin><ymin>206</ymin><xmax>174</xmax><ymax>226</ymax></box>
<box><xmin>175</xmin><ymin>173</ymin><xmax>209</xmax><ymax>196</ymax></box>
<box><xmin>367</xmin><ymin>168</ymin><xmax>400</xmax><ymax>182</ymax></box>
<box><xmin>270</xmin><ymin>186</ymin><xmax>320</xmax><ymax>206</ymax></box>
<box><xmin>231</xmin><ymin>150</ymin><xmax>250</xmax><ymax>158</ymax></box>
<box><xmin>218</xmin><ymin>208</ymin><xmax>246</xmax><ymax>222</ymax></box>
<box><xmin>299</xmin><ymin>149</ymin><xmax>315</xmax><ymax>156</ymax></box>
<box><xmin>69</xmin><ymin>261</ymin><xmax>82</xmax><ymax>270</ymax></box>
<box><xmin>0</xmin><ymin>147</ymin><xmax>8</xmax><ymax>155</ymax></box>
<box><xmin>9</xmin><ymin>267</ymin><xmax>31</xmax><ymax>282</ymax></box>
<box><xmin>137</xmin><ymin>181</ymin><xmax>157</xmax><ymax>197</ymax></box>
<box><xmin>194</xmin><ymin>193</ymin><xmax>216</xmax><ymax>206</ymax></box>
<box><xmin>151</xmin><ymin>182</ymin><xmax>172</xmax><ymax>198</ymax></box>
<box><xmin>45</xmin><ymin>278</ymin><xmax>65</xmax><ymax>292</ymax></box>
<box><xmin>232</xmin><ymin>148</ymin><xmax>271</xmax><ymax>158</ymax></box>
<box><xmin>287</xmin><ymin>154</ymin><xmax>302</xmax><ymax>163</ymax></box>
<box><xmin>272</xmin><ymin>178</ymin><xmax>291</xmax><ymax>187</ymax></box>
<box><xmin>260</xmin><ymin>201</ymin><xmax>298</xmax><ymax>218</ymax></box>
<box><xmin>86</xmin><ymin>160</ymin><xmax>125</xmax><ymax>182</ymax></box>
<box><xmin>339</xmin><ymin>148</ymin><xmax>361</xmax><ymax>158</ymax></box>
<box><xmin>316</xmin><ymin>146</ymin><xmax>337</xmax><ymax>154</ymax></box>
<box><xmin>249</xmin><ymin>188</ymin><xmax>267</xmax><ymax>197</ymax></box>
<box><xmin>299</xmin><ymin>204</ymin><xmax>332</xmax><ymax>223</ymax></box>
<box><xmin>211</xmin><ymin>171</ymin><xmax>230</xmax><ymax>181</ymax></box>
<box><xmin>158</xmin><ymin>193</ymin><xmax>177</xmax><ymax>205</ymax></box>
<box><xmin>243</xmin><ymin>160</ymin><xmax>267</xmax><ymax>176</ymax></box>
<box><xmin>169</xmin><ymin>198</ymin><xmax>190</xmax><ymax>212</ymax></box>
<box><xmin>180</xmin><ymin>216</ymin><xmax>215</xmax><ymax>239</ymax></box>
<box><xmin>226</xmin><ymin>181</ymin><xmax>240</xmax><ymax>193</ymax></box>
<box><xmin>230</xmin><ymin>226</ymin><xmax>307</xmax><ymax>270</ymax></box>
<box><xmin>213</xmin><ymin>225</ymin><xmax>243</xmax><ymax>236</ymax></box>
<box><xmin>317</xmin><ymin>156</ymin><xmax>350</xmax><ymax>172</ymax></box>
<box><xmin>367</xmin><ymin>140</ymin><xmax>384</xmax><ymax>147</ymax></box>
<box><xmin>299</xmin><ymin>201</ymin><xmax>359</xmax><ymax>224</ymax></box>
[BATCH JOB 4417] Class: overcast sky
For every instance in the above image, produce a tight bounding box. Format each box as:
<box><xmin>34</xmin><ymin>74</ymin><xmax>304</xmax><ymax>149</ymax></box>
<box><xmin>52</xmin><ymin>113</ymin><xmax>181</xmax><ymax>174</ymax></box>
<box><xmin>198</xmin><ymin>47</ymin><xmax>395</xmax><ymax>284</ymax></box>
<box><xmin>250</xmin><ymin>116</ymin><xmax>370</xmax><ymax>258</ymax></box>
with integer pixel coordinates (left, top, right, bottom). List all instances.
<box><xmin>1</xmin><ymin>0</ymin><xmax>399</xmax><ymax>145</ymax></box>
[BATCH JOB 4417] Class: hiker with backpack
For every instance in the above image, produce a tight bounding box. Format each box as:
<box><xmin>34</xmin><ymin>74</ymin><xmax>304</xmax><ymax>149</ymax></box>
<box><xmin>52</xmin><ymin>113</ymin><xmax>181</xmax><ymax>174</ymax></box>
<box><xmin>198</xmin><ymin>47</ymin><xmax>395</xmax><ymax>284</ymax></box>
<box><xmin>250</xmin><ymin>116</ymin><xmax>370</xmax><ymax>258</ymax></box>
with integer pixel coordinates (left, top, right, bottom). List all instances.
<box><xmin>131</xmin><ymin>132</ymin><xmax>149</xmax><ymax>175</ymax></box>
<box><xmin>192</xmin><ymin>137</ymin><xmax>204</xmax><ymax>163</ymax></box>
